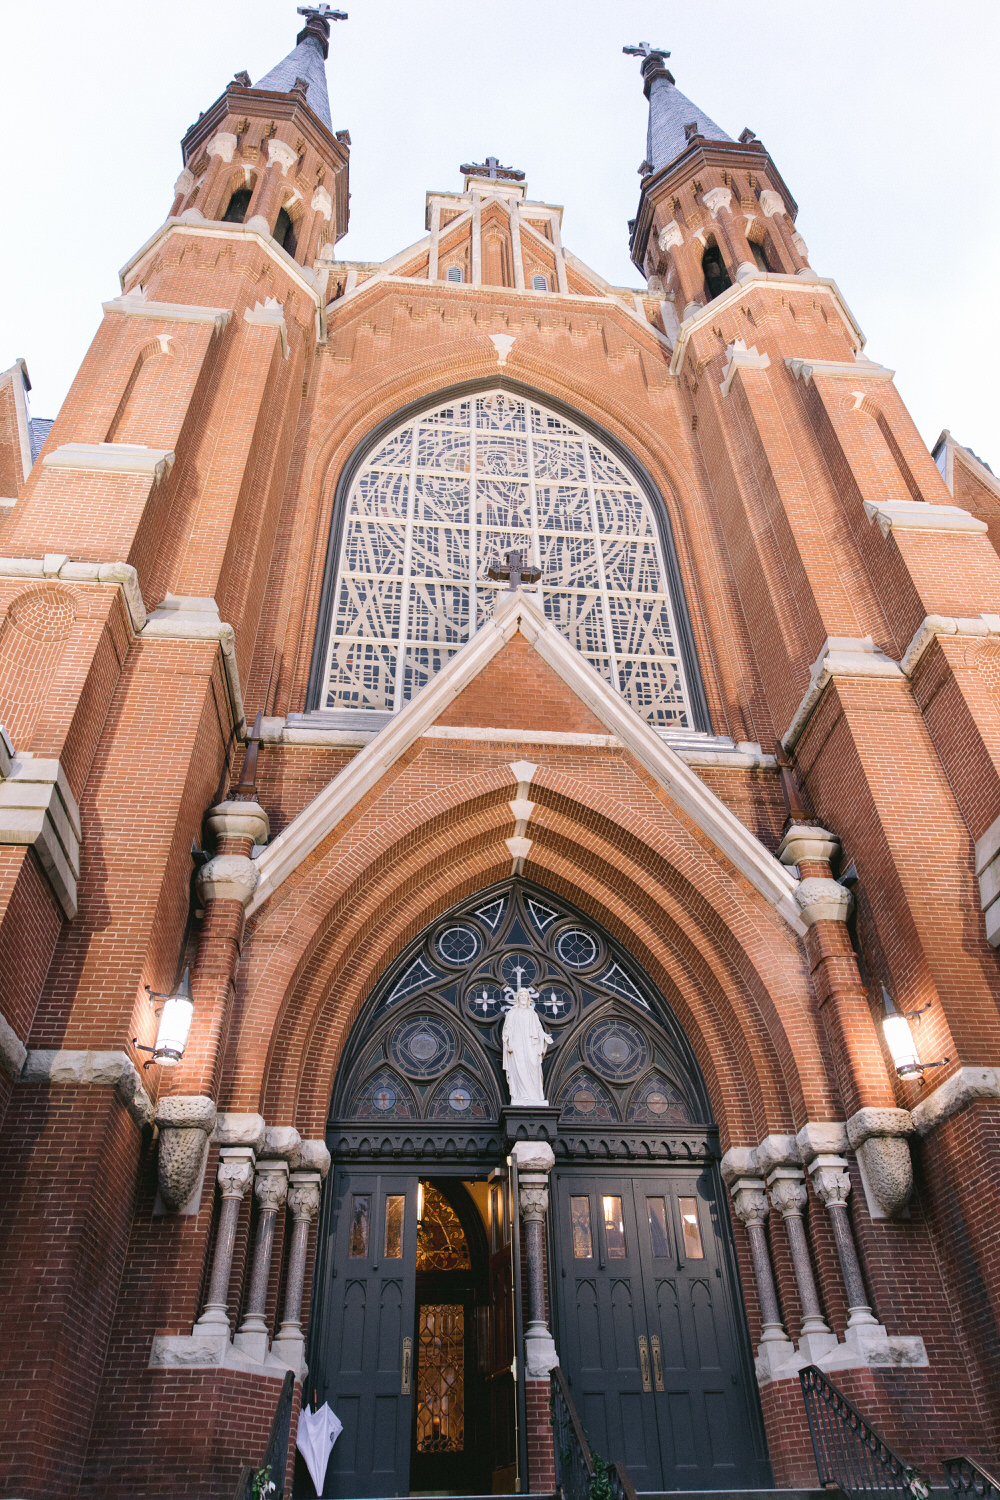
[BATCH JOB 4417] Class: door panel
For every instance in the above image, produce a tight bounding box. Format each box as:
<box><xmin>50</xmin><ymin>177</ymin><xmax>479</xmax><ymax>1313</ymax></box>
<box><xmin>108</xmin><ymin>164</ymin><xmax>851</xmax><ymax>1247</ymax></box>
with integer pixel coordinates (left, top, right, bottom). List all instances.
<box><xmin>554</xmin><ymin>1167</ymin><xmax>764</xmax><ymax>1491</ymax></box>
<box><xmin>321</xmin><ymin>1171</ymin><xmax>418</xmax><ymax>1497</ymax></box>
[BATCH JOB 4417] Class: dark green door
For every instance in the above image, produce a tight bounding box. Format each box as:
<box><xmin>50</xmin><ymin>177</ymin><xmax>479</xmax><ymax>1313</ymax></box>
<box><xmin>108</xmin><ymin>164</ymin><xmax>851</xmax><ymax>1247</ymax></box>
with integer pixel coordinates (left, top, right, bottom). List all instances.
<box><xmin>321</xmin><ymin>1171</ymin><xmax>418</xmax><ymax>1497</ymax></box>
<box><xmin>553</xmin><ymin>1168</ymin><xmax>765</xmax><ymax>1491</ymax></box>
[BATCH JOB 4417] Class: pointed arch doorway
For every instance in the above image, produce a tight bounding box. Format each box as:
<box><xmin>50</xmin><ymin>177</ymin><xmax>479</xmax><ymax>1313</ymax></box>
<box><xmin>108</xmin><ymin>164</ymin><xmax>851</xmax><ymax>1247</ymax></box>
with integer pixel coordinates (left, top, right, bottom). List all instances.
<box><xmin>304</xmin><ymin>881</ymin><xmax>770</xmax><ymax>1497</ymax></box>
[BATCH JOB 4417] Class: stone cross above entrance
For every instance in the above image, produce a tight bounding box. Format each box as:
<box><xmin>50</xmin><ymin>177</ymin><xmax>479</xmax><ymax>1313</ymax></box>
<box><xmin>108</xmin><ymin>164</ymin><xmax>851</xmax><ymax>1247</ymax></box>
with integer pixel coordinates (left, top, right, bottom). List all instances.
<box><xmin>487</xmin><ymin>548</ymin><xmax>542</xmax><ymax>590</ymax></box>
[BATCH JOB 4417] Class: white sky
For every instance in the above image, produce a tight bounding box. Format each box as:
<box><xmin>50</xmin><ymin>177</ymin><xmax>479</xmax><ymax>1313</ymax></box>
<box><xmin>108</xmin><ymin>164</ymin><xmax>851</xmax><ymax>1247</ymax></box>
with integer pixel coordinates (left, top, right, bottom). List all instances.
<box><xmin>3</xmin><ymin>1</ymin><xmax>997</xmax><ymax>465</ymax></box>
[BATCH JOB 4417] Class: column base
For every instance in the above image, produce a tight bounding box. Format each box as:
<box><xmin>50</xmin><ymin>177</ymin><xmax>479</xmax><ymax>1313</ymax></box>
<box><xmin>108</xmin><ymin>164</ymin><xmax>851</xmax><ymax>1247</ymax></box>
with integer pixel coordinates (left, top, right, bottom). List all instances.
<box><xmin>150</xmin><ymin>1328</ymin><xmax>308</xmax><ymax>1380</ymax></box>
<box><xmin>524</xmin><ymin>1325</ymin><xmax>558</xmax><ymax>1379</ymax></box>
<box><xmin>232</xmin><ymin>1321</ymin><xmax>269</xmax><ymax>1362</ymax></box>
<box><xmin>754</xmin><ymin>1322</ymin><xmax>929</xmax><ymax>1384</ymax></box>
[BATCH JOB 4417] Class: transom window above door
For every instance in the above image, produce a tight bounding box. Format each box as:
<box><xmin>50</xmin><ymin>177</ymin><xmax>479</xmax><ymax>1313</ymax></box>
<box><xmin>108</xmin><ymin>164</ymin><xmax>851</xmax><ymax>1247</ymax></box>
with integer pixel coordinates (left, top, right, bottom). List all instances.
<box><xmin>320</xmin><ymin>390</ymin><xmax>694</xmax><ymax>726</ymax></box>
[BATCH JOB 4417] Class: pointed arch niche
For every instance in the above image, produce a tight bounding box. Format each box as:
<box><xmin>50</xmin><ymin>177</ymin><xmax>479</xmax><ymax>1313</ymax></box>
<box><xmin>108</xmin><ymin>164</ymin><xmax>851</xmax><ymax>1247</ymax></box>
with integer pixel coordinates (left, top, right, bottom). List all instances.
<box><xmin>327</xmin><ymin>878</ymin><xmax>716</xmax><ymax>1163</ymax></box>
<box><xmin>306</xmin><ymin>380</ymin><xmax>710</xmax><ymax>730</ymax></box>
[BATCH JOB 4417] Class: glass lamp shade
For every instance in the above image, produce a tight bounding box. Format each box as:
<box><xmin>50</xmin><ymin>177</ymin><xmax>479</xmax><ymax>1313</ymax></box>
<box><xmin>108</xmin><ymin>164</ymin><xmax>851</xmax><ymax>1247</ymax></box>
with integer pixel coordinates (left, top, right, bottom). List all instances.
<box><xmin>881</xmin><ymin>986</ymin><xmax>921</xmax><ymax>1076</ymax></box>
<box><xmin>153</xmin><ymin>968</ymin><xmax>193</xmax><ymax>1066</ymax></box>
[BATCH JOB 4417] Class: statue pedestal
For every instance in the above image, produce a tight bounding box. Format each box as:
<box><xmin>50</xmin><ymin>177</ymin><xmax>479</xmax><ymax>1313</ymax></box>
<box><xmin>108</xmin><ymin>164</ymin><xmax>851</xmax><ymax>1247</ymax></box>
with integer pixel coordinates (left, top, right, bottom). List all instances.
<box><xmin>501</xmin><ymin>1106</ymin><xmax>560</xmax><ymax>1149</ymax></box>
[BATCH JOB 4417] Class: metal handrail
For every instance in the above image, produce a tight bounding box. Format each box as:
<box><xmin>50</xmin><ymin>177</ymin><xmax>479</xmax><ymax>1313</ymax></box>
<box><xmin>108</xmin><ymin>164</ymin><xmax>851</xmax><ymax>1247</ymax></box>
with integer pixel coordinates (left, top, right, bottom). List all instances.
<box><xmin>799</xmin><ymin>1364</ymin><xmax>915</xmax><ymax>1499</ymax></box>
<box><xmin>235</xmin><ymin>1369</ymin><xmax>296</xmax><ymax>1500</ymax></box>
<box><xmin>550</xmin><ymin>1366</ymin><xmax>639</xmax><ymax>1500</ymax></box>
<box><xmin>944</xmin><ymin>1457</ymin><xmax>1000</xmax><ymax>1500</ymax></box>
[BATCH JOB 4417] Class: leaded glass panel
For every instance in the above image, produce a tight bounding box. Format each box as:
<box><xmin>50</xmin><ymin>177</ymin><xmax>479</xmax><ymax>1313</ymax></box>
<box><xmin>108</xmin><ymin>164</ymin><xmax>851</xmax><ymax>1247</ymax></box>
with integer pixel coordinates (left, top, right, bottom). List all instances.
<box><xmin>323</xmin><ymin>390</ymin><xmax>694</xmax><ymax>724</ymax></box>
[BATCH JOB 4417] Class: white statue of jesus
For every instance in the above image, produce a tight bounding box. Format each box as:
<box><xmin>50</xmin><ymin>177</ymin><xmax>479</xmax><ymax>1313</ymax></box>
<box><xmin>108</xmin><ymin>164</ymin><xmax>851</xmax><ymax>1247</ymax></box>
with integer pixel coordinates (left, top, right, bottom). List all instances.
<box><xmin>501</xmin><ymin>987</ymin><xmax>553</xmax><ymax>1106</ymax></box>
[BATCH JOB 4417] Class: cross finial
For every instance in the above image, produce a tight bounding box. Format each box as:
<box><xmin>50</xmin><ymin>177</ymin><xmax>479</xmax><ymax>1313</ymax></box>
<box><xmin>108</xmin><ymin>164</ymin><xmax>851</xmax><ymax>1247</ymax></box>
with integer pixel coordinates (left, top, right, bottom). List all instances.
<box><xmin>297</xmin><ymin>4</ymin><xmax>348</xmax><ymax>21</ymax></box>
<box><xmin>487</xmin><ymin>549</ymin><xmax>542</xmax><ymax>591</ymax></box>
<box><xmin>459</xmin><ymin>155</ymin><xmax>525</xmax><ymax>183</ymax></box>
<box><xmin>623</xmin><ymin>41</ymin><xmax>670</xmax><ymax>62</ymax></box>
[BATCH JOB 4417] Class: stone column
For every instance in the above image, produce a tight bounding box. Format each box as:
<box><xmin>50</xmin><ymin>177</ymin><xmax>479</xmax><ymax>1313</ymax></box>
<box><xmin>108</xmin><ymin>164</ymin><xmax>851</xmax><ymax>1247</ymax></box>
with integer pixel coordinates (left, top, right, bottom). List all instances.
<box><xmin>196</xmin><ymin>1146</ymin><xmax>255</xmax><ymax>1333</ymax></box>
<box><xmin>234</xmin><ymin>1159</ymin><xmax>289</xmax><ymax>1360</ymax></box>
<box><xmin>246</xmin><ymin>137</ymin><xmax>299</xmax><ymax>238</ymax></box>
<box><xmin>270</xmin><ymin>1169</ymin><xmax>323</xmax><ymax>1370</ymax></box>
<box><xmin>729</xmin><ymin>1176</ymin><xmax>796</xmax><ymax>1380</ymax></box>
<box><xmin>808</xmin><ymin>1156</ymin><xmax>879</xmax><ymax>1331</ymax></box>
<box><xmin>766</xmin><ymin>1167</ymin><xmax>836</xmax><ymax>1363</ymax></box>
<box><xmin>513</xmin><ymin>1140</ymin><xmax>558</xmax><ymax>1378</ymax></box>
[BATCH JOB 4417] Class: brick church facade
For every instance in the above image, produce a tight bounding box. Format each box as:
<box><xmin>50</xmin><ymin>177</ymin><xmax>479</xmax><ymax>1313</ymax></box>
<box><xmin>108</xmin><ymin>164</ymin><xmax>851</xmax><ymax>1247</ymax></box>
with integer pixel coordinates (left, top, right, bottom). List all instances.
<box><xmin>3</xmin><ymin>9</ymin><xmax>1000</xmax><ymax>1499</ymax></box>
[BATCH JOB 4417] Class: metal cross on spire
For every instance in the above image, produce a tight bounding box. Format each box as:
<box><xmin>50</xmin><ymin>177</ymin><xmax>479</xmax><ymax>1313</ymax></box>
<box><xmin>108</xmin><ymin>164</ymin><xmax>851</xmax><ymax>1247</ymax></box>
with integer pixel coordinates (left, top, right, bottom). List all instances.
<box><xmin>487</xmin><ymin>549</ymin><xmax>542</xmax><ymax>591</ymax></box>
<box><xmin>459</xmin><ymin>155</ymin><xmax>525</xmax><ymax>182</ymax></box>
<box><xmin>623</xmin><ymin>41</ymin><xmax>670</xmax><ymax>62</ymax></box>
<box><xmin>297</xmin><ymin>4</ymin><xmax>348</xmax><ymax>21</ymax></box>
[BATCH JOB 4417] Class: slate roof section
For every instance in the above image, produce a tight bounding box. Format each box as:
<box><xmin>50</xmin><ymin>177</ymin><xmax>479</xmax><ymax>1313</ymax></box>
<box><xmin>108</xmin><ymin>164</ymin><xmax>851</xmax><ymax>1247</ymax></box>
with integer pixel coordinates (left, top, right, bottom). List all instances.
<box><xmin>254</xmin><ymin>32</ymin><xmax>332</xmax><ymax>129</ymax></box>
<box><xmin>29</xmin><ymin>418</ymin><xmax>53</xmax><ymax>464</ymax></box>
<box><xmin>647</xmin><ymin>74</ymin><xmax>732</xmax><ymax>173</ymax></box>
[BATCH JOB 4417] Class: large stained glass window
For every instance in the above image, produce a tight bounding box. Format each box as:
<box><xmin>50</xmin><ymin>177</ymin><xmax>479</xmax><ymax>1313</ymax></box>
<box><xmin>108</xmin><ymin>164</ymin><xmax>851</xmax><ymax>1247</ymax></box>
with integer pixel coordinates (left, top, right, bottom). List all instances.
<box><xmin>322</xmin><ymin>390</ymin><xmax>693</xmax><ymax>725</ymax></box>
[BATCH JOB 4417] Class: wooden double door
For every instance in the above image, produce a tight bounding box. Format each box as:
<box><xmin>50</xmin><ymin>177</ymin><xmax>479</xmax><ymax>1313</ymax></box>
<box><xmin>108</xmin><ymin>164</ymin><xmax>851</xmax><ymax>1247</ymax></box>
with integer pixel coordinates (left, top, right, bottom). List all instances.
<box><xmin>309</xmin><ymin>1170</ymin><xmax>516</xmax><ymax>1498</ymax></box>
<box><xmin>551</xmin><ymin>1167</ymin><xmax>769</xmax><ymax>1492</ymax></box>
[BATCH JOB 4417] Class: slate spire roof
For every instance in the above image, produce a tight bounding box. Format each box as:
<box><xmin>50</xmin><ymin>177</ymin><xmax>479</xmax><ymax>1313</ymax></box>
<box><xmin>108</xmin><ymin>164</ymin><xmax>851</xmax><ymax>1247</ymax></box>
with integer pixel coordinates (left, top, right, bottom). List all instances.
<box><xmin>253</xmin><ymin>11</ymin><xmax>336</xmax><ymax>130</ymax></box>
<box><xmin>625</xmin><ymin>46</ymin><xmax>732</xmax><ymax>174</ymax></box>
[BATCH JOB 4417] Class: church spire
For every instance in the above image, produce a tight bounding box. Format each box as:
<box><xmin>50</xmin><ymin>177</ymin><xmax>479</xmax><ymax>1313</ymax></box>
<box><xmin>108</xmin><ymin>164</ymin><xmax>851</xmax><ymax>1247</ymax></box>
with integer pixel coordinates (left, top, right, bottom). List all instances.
<box><xmin>623</xmin><ymin>43</ymin><xmax>732</xmax><ymax>174</ymax></box>
<box><xmin>254</xmin><ymin>4</ymin><xmax>348</xmax><ymax>131</ymax></box>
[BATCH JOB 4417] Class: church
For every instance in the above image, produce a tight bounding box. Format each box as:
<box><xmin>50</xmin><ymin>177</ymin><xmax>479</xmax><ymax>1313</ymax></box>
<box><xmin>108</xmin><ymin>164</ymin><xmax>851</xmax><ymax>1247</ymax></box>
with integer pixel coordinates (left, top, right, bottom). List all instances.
<box><xmin>2</xmin><ymin>7</ymin><xmax>1000</xmax><ymax>1499</ymax></box>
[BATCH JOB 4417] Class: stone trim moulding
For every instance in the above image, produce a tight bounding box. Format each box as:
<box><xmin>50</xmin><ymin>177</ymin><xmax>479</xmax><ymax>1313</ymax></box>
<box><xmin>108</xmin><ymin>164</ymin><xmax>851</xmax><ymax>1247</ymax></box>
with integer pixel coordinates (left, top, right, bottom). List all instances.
<box><xmin>243</xmin><ymin>298</ymin><xmax>289</xmax><ymax>357</ymax></box>
<box><xmin>785</xmin><ymin>355</ymin><xmax>894</xmax><ymax>385</ymax></box>
<box><xmin>669</xmin><ymin>273</ymin><xmax>867</xmax><ymax>377</ymax></box>
<box><xmin>782</xmin><ymin>635</ymin><xmax>904</xmax><ymax>751</ymax></box>
<box><xmin>911</xmin><ymin>1066</ymin><xmax>1000</xmax><ymax>1136</ymax></box>
<box><xmin>863</xmin><ymin>499</ymin><xmax>987</xmax><ymax>538</ymax></box>
<box><xmin>719</xmin><ymin>340</ymin><xmax>770</xmax><ymax>397</ymax></box>
<box><xmin>102</xmin><ymin>288</ymin><xmax>233</xmax><ymax>333</ymax></box>
<box><xmin>247</xmin><ymin>588</ymin><xmax>804</xmax><ymax>932</ymax></box>
<box><xmin>18</xmin><ymin>1048</ymin><xmax>153</xmax><ymax>1128</ymax></box>
<box><xmin>0</xmin><ymin>750</ymin><xmax>81</xmax><ymax>919</ymax></box>
<box><xmin>0</xmin><ymin>555</ymin><xmax>147</xmax><ymax>631</ymax></box>
<box><xmin>42</xmin><ymin>441</ymin><xmax>175</xmax><ymax>483</ymax></box>
<box><xmin>0</xmin><ymin>1005</ymin><xmax>28</xmax><ymax>1079</ymax></box>
<box><xmin>141</xmin><ymin>594</ymin><xmax>246</xmax><ymax>738</ymax></box>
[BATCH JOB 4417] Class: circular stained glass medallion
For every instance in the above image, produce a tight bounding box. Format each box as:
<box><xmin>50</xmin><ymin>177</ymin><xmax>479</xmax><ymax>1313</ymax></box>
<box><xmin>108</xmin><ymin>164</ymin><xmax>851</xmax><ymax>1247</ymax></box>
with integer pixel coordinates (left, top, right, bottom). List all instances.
<box><xmin>465</xmin><ymin>981</ymin><xmax>506</xmax><ymax>1022</ymax></box>
<box><xmin>373</xmin><ymin>1084</ymin><xmax>396</xmax><ymax>1111</ymax></box>
<box><xmin>536</xmin><ymin>984</ymin><xmax>575</xmax><ymax>1024</ymax></box>
<box><xmin>499</xmin><ymin>952</ymin><xmax>539</xmax><ymax>988</ymax></box>
<box><xmin>436</xmin><ymin>924</ymin><xmax>482</xmax><ymax>965</ymax></box>
<box><xmin>449</xmin><ymin>1088</ymin><xmax>471</xmax><ymax>1112</ymax></box>
<box><xmin>555</xmin><ymin>927</ymin><xmax>601</xmax><ymax>970</ymax></box>
<box><xmin>583</xmin><ymin>1017</ymin><xmax>649</xmax><ymax>1082</ymax></box>
<box><xmin>390</xmin><ymin>1015</ymin><xmax>459</xmax><ymax>1079</ymax></box>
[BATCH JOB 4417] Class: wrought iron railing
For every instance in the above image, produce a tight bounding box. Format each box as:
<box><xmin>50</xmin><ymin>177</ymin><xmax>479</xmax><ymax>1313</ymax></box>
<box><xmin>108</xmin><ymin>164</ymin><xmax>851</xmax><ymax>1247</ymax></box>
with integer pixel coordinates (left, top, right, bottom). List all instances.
<box><xmin>799</xmin><ymin>1364</ymin><xmax>915</xmax><ymax>1499</ymax></box>
<box><xmin>234</xmin><ymin>1369</ymin><xmax>296</xmax><ymax>1500</ymax></box>
<box><xmin>943</xmin><ymin>1457</ymin><xmax>1000</xmax><ymax>1500</ymax></box>
<box><xmin>550</xmin><ymin>1366</ymin><xmax>638</xmax><ymax>1500</ymax></box>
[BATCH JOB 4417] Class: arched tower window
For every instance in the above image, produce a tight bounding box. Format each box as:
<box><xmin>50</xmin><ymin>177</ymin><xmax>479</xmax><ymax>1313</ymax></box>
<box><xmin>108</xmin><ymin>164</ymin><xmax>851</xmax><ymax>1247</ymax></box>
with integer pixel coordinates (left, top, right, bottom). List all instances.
<box><xmin>750</xmin><ymin>240</ymin><xmax>774</xmax><ymax>274</ymax></box>
<box><xmin>274</xmin><ymin>206</ymin><xmax>297</xmax><ymax>255</ymax></box>
<box><xmin>702</xmin><ymin>242</ymin><xmax>731</xmax><ymax>301</ymax></box>
<box><xmin>318</xmin><ymin>389</ymin><xmax>698</xmax><ymax>726</ymax></box>
<box><xmin>222</xmin><ymin>187</ymin><xmax>252</xmax><ymax>224</ymax></box>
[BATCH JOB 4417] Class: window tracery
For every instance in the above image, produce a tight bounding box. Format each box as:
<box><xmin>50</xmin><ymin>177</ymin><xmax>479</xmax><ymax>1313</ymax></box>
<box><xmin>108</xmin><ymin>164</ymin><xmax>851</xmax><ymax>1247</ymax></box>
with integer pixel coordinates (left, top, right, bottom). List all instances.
<box><xmin>321</xmin><ymin>391</ymin><xmax>694</xmax><ymax>725</ymax></box>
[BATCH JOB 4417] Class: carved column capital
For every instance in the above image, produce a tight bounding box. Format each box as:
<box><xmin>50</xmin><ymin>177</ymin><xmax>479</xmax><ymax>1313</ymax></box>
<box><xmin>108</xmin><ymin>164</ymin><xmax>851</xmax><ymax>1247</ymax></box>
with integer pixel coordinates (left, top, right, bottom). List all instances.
<box><xmin>808</xmin><ymin>1156</ymin><xmax>852</xmax><ymax>1208</ymax></box>
<box><xmin>767</xmin><ymin>1170</ymin><xmax>808</xmax><ymax>1219</ymax></box>
<box><xmin>730</xmin><ymin>1178</ymin><xmax>769</xmax><ymax>1227</ymax></box>
<box><xmin>518</xmin><ymin>1181</ymin><xmax>550</xmax><ymax>1223</ymax></box>
<box><xmin>217</xmin><ymin>1147</ymin><xmax>255</xmax><ymax>1199</ymax></box>
<box><xmin>253</xmin><ymin>1159</ymin><xmax>288</xmax><ymax>1212</ymax></box>
<box><xmin>287</xmin><ymin>1170</ymin><xmax>322</xmax><ymax>1223</ymax></box>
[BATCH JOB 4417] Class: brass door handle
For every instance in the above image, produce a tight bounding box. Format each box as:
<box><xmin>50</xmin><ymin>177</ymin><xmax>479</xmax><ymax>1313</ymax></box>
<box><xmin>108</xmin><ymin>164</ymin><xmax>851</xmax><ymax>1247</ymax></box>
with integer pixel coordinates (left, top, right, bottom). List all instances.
<box><xmin>638</xmin><ymin>1335</ymin><xmax>652</xmax><ymax>1392</ymax></box>
<box><xmin>650</xmin><ymin>1334</ymin><xmax>664</xmax><ymax>1392</ymax></box>
<box><xmin>401</xmin><ymin>1335</ymin><xmax>413</xmax><ymax>1395</ymax></box>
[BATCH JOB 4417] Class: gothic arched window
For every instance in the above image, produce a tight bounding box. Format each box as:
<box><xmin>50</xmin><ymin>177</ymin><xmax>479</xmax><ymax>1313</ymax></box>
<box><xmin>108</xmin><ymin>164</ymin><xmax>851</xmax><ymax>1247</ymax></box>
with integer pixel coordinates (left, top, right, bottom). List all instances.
<box><xmin>222</xmin><ymin>188</ymin><xmax>252</xmax><ymax>224</ymax></box>
<box><xmin>318</xmin><ymin>390</ymin><xmax>697</xmax><ymax>726</ymax></box>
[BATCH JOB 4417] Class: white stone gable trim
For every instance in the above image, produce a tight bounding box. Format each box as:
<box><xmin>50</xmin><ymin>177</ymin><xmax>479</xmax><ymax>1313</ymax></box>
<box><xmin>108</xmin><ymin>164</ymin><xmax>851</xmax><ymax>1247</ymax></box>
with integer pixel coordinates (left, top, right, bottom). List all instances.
<box><xmin>102</xmin><ymin>293</ymin><xmax>232</xmax><ymax>332</ymax></box>
<box><xmin>0</xmin><ymin>752</ymin><xmax>82</xmax><ymax>920</ymax></box>
<box><xmin>863</xmin><ymin>499</ymin><xmax>987</xmax><ymax>537</ymax></box>
<box><xmin>119</xmin><ymin>221</ymin><xmax>322</xmax><ymax>308</ymax></box>
<box><xmin>249</xmin><ymin>590</ymin><xmax>803</xmax><ymax>931</ymax></box>
<box><xmin>43</xmin><ymin>441</ymin><xmax>175</xmax><ymax>482</ymax></box>
<box><xmin>670</xmin><ymin>274</ymin><xmax>867</xmax><ymax>377</ymax></box>
<box><xmin>141</xmin><ymin>595</ymin><xmax>246</xmax><ymax>737</ymax></box>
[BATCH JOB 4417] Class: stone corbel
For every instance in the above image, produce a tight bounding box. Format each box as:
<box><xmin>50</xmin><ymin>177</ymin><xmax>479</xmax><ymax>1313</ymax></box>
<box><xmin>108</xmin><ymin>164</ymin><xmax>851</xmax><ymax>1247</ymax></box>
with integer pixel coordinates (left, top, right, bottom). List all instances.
<box><xmin>658</xmin><ymin>220</ymin><xmax>683</xmax><ymax>253</ymax></box>
<box><xmin>311</xmin><ymin>186</ymin><xmax>333</xmax><ymax>220</ymax></box>
<box><xmin>703</xmin><ymin>187</ymin><xmax>732</xmax><ymax>218</ymax></box>
<box><xmin>155</xmin><ymin>1094</ymin><xmax>218</xmax><ymax>1213</ymax></box>
<box><xmin>267</xmin><ymin>138</ymin><xmax>299</xmax><ymax>175</ymax></box>
<box><xmin>196</xmin><ymin>853</ymin><xmax>259</xmax><ymax>908</ymax></box>
<box><xmin>759</xmin><ymin>190</ymin><xmax>784</xmax><ymax>218</ymax></box>
<box><xmin>207</xmin><ymin>132</ymin><xmax>238</xmax><ymax>163</ymax></box>
<box><xmin>845</xmin><ymin>1106</ymin><xmax>914</xmax><ymax>1219</ymax></box>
